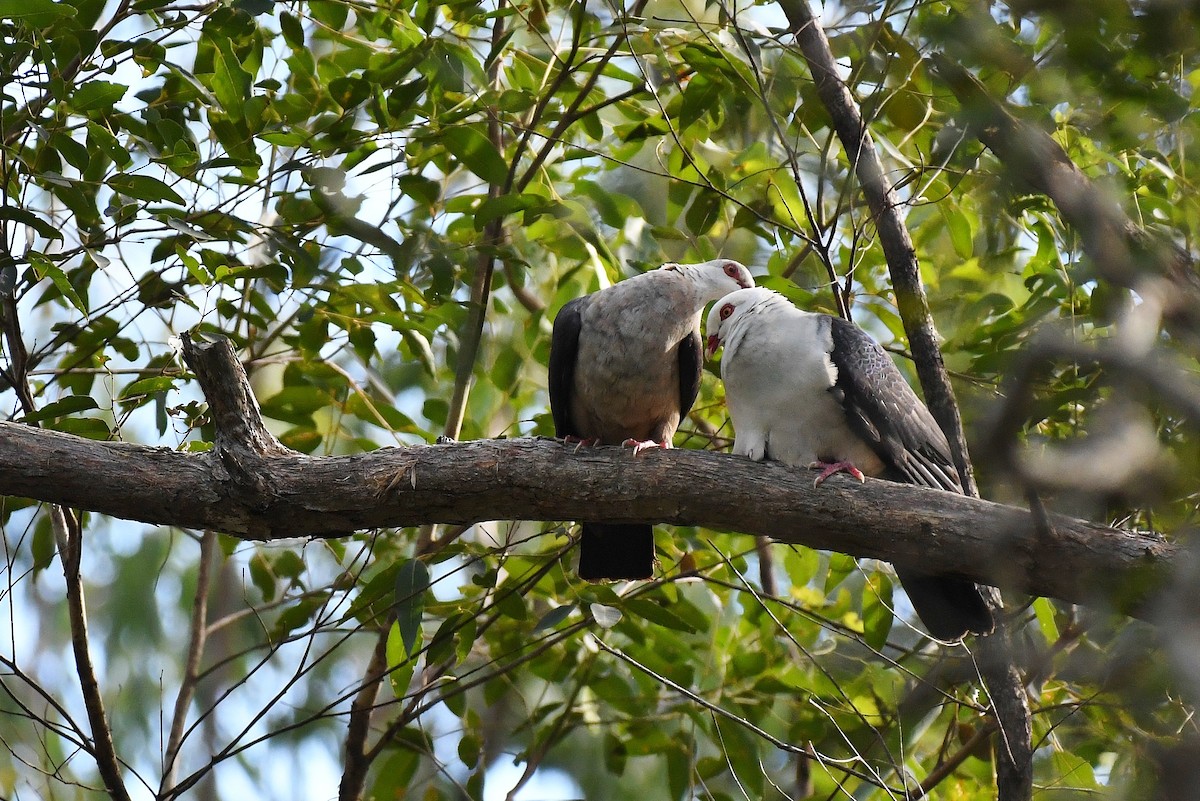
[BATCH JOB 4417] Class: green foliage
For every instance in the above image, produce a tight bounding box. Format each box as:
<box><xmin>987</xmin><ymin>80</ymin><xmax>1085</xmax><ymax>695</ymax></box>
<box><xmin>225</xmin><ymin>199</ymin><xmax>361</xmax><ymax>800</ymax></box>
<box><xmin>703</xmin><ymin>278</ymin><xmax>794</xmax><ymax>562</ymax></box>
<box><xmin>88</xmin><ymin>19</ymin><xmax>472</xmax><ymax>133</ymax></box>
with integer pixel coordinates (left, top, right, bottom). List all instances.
<box><xmin>3</xmin><ymin>1</ymin><xmax>1200</xmax><ymax>800</ymax></box>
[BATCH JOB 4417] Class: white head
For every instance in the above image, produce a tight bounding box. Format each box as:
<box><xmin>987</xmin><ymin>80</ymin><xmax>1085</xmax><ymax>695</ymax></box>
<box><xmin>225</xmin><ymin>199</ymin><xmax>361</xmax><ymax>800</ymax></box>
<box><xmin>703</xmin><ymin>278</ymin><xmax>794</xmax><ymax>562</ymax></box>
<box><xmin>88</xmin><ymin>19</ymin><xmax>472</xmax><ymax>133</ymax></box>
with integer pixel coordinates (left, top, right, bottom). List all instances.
<box><xmin>662</xmin><ymin>259</ymin><xmax>754</xmax><ymax>300</ymax></box>
<box><xmin>704</xmin><ymin>287</ymin><xmax>789</xmax><ymax>358</ymax></box>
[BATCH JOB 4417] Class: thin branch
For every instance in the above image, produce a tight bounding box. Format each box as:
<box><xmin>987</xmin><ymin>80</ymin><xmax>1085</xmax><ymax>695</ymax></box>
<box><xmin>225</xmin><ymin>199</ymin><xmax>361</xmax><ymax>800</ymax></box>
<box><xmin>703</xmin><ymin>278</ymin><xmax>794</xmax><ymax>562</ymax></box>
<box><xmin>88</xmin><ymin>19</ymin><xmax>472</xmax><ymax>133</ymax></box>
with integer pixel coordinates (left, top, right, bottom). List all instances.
<box><xmin>442</xmin><ymin>0</ymin><xmax>511</xmax><ymax>444</ymax></box>
<box><xmin>160</xmin><ymin>529</ymin><xmax>217</xmax><ymax>795</ymax></box>
<box><xmin>777</xmin><ymin>0</ymin><xmax>978</xmax><ymax>495</ymax></box>
<box><xmin>910</xmin><ymin>721</ymin><xmax>996</xmax><ymax>799</ymax></box>
<box><xmin>52</xmin><ymin>507</ymin><xmax>133</xmax><ymax>801</ymax></box>
<box><xmin>337</xmin><ymin>629</ymin><xmax>390</xmax><ymax>801</ymax></box>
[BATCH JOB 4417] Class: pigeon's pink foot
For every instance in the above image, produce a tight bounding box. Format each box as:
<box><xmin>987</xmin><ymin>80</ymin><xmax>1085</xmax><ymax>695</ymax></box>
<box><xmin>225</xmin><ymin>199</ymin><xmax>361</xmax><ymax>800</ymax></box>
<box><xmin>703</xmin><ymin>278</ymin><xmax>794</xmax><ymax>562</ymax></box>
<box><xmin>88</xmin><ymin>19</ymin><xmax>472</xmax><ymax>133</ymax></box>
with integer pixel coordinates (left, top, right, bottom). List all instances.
<box><xmin>809</xmin><ymin>460</ymin><xmax>865</xmax><ymax>487</ymax></box>
<box><xmin>622</xmin><ymin>438</ymin><xmax>670</xmax><ymax>456</ymax></box>
<box><xmin>564</xmin><ymin>435</ymin><xmax>600</xmax><ymax>454</ymax></box>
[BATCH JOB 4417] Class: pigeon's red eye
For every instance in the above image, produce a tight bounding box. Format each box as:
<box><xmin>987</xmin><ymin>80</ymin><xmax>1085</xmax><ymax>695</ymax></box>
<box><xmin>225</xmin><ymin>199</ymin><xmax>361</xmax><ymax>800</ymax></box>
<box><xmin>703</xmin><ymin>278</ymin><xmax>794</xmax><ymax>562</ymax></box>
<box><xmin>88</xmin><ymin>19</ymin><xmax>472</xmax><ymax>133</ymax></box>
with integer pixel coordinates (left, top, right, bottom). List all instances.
<box><xmin>719</xmin><ymin>303</ymin><xmax>734</xmax><ymax>320</ymax></box>
<box><xmin>723</xmin><ymin>262</ymin><xmax>737</xmax><ymax>277</ymax></box>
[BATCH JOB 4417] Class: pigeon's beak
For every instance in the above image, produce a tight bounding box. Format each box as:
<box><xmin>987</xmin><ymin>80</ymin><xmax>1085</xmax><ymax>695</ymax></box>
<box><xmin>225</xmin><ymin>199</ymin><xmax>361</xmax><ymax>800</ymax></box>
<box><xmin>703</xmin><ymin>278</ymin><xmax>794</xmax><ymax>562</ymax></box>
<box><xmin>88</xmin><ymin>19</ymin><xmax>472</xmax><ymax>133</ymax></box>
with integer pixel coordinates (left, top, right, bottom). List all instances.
<box><xmin>738</xmin><ymin>275</ymin><xmax>752</xmax><ymax>289</ymax></box>
<box><xmin>704</xmin><ymin>335</ymin><xmax>720</xmax><ymax>360</ymax></box>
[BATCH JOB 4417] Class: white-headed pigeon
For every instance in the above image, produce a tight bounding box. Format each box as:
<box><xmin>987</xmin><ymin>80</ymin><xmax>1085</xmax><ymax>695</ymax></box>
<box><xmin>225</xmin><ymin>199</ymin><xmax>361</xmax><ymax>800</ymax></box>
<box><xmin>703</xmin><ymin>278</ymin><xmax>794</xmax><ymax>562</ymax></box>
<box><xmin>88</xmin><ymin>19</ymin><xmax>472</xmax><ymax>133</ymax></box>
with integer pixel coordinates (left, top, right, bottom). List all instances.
<box><xmin>549</xmin><ymin>259</ymin><xmax>755</xmax><ymax>580</ymax></box>
<box><xmin>704</xmin><ymin>287</ymin><xmax>993</xmax><ymax>641</ymax></box>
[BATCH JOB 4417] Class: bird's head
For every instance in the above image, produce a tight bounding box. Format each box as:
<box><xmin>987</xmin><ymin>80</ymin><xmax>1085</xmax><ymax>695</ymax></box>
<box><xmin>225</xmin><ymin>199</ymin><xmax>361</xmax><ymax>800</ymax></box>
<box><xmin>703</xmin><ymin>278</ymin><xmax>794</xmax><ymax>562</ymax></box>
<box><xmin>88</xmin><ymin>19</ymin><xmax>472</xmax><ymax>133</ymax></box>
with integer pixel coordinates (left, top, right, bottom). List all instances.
<box><xmin>704</xmin><ymin>287</ymin><xmax>779</xmax><ymax>359</ymax></box>
<box><xmin>664</xmin><ymin>259</ymin><xmax>755</xmax><ymax>300</ymax></box>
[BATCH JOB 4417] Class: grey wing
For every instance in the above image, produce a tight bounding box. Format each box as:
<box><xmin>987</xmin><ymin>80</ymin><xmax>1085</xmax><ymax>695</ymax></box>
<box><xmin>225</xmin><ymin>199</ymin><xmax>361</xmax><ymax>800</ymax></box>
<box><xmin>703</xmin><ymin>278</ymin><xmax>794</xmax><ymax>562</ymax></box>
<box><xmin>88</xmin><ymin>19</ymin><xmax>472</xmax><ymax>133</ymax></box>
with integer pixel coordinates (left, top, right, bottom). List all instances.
<box><xmin>548</xmin><ymin>296</ymin><xmax>587</xmax><ymax>438</ymax></box>
<box><xmin>827</xmin><ymin>317</ymin><xmax>962</xmax><ymax>492</ymax></box>
<box><xmin>677</xmin><ymin>330</ymin><xmax>702</xmax><ymax>420</ymax></box>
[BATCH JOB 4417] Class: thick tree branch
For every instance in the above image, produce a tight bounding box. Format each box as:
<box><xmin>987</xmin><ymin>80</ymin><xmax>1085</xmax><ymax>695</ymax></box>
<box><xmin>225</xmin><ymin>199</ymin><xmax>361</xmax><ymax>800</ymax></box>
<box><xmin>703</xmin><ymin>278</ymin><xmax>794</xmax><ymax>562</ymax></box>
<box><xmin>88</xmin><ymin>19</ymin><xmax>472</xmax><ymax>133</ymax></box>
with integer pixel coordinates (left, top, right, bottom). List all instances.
<box><xmin>0</xmin><ymin>338</ymin><xmax>1172</xmax><ymax>620</ymax></box>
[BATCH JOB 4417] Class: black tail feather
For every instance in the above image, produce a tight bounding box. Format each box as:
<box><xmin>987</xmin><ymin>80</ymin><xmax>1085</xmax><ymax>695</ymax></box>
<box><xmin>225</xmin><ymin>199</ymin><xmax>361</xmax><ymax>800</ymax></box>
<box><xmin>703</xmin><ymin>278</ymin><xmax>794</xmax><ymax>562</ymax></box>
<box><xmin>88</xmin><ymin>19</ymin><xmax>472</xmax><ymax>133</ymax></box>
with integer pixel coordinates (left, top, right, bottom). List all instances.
<box><xmin>897</xmin><ymin>570</ymin><xmax>995</xmax><ymax>641</ymax></box>
<box><xmin>578</xmin><ymin>523</ymin><xmax>655</xmax><ymax>581</ymax></box>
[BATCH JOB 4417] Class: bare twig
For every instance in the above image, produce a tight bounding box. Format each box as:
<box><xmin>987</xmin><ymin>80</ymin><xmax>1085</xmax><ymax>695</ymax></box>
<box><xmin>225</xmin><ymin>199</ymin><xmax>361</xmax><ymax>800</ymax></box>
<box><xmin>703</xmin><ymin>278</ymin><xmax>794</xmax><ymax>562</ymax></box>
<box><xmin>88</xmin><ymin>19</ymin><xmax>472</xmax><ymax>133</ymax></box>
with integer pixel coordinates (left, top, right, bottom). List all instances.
<box><xmin>777</xmin><ymin>0</ymin><xmax>979</xmax><ymax>495</ymax></box>
<box><xmin>161</xmin><ymin>530</ymin><xmax>217</xmax><ymax>794</ymax></box>
<box><xmin>52</xmin><ymin>506</ymin><xmax>133</xmax><ymax>801</ymax></box>
<box><xmin>337</xmin><ymin>629</ymin><xmax>390</xmax><ymax>801</ymax></box>
<box><xmin>442</xmin><ymin>1</ymin><xmax>512</xmax><ymax>445</ymax></box>
<box><xmin>1</xmin><ymin>243</ymin><xmax>131</xmax><ymax>801</ymax></box>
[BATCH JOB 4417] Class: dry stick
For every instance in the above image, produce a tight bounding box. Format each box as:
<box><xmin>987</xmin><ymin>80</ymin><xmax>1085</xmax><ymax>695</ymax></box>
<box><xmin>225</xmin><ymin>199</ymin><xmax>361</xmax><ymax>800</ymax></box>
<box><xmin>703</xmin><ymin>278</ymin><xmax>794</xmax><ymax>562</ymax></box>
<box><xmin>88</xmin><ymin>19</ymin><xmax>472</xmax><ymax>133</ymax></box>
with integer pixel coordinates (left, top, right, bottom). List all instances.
<box><xmin>337</xmin><ymin>629</ymin><xmax>390</xmax><ymax>801</ymax></box>
<box><xmin>338</xmin><ymin>8</ymin><xmax>518</xmax><ymax>765</ymax></box>
<box><xmin>52</xmin><ymin>507</ymin><xmax>133</xmax><ymax>801</ymax></box>
<box><xmin>442</xmin><ymin>0</ymin><xmax>517</xmax><ymax>445</ymax></box>
<box><xmin>161</xmin><ymin>530</ymin><xmax>217</xmax><ymax>795</ymax></box>
<box><xmin>774</xmin><ymin>4</ymin><xmax>1032</xmax><ymax>799</ymax></box>
<box><xmin>777</xmin><ymin>2</ymin><xmax>976</xmax><ymax>493</ymax></box>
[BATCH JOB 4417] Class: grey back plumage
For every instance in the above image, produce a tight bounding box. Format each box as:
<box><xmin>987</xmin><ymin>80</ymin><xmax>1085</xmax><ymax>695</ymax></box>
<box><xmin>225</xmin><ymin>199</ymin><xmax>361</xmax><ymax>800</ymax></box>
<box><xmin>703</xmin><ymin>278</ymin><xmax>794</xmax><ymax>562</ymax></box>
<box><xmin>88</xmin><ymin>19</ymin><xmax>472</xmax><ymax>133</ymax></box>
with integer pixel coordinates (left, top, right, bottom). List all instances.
<box><xmin>826</xmin><ymin>317</ymin><xmax>962</xmax><ymax>492</ymax></box>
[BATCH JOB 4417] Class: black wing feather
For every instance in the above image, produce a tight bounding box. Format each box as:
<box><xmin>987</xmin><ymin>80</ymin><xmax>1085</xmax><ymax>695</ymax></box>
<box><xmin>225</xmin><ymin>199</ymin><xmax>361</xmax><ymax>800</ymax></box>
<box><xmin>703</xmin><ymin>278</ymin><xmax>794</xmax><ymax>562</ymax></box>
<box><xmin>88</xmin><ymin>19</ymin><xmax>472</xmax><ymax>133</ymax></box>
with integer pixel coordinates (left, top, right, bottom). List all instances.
<box><xmin>677</xmin><ymin>330</ymin><xmax>703</xmax><ymax>420</ymax></box>
<box><xmin>548</xmin><ymin>297</ymin><xmax>586</xmax><ymax>438</ymax></box>
<box><xmin>827</xmin><ymin>317</ymin><xmax>961</xmax><ymax>492</ymax></box>
<box><xmin>828</xmin><ymin>317</ymin><xmax>993</xmax><ymax>639</ymax></box>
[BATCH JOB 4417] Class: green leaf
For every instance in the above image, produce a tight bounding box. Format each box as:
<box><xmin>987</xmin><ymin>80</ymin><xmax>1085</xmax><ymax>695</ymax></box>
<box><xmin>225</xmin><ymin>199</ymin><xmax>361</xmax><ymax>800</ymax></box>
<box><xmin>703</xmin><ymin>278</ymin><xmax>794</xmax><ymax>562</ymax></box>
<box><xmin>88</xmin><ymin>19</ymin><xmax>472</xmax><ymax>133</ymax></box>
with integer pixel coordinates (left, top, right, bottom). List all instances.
<box><xmin>0</xmin><ymin>207</ymin><xmax>62</xmax><ymax>240</ymax></box>
<box><xmin>71</xmin><ymin>81</ymin><xmax>127</xmax><ymax>113</ymax></box>
<box><xmin>118</xmin><ymin>375</ymin><xmax>177</xmax><ymax>402</ymax></box>
<box><xmin>248</xmin><ymin>551</ymin><xmax>276</xmax><ymax>602</ymax></box>
<box><xmin>623</xmin><ymin>598</ymin><xmax>697</xmax><ymax>633</ymax></box>
<box><xmin>941</xmin><ymin>204</ymin><xmax>974</xmax><ymax>259</ymax></box>
<box><xmin>533</xmin><ymin>604</ymin><xmax>574</xmax><ymax>632</ymax></box>
<box><xmin>861</xmin><ymin>573</ymin><xmax>894</xmax><ymax>650</ymax></box>
<box><xmin>210</xmin><ymin>38</ymin><xmax>253</xmax><ymax>121</ymax></box>
<box><xmin>273</xmin><ymin>594</ymin><xmax>328</xmax><ymax>639</ymax></box>
<box><xmin>824</xmin><ymin>552</ymin><xmax>856</xmax><ymax>594</ymax></box>
<box><xmin>1033</xmin><ymin>597</ymin><xmax>1060</xmax><ymax>642</ymax></box>
<box><xmin>2</xmin><ymin>0</ymin><xmax>75</xmax><ymax>26</ymax></box>
<box><xmin>685</xmin><ymin>188</ymin><xmax>721</xmax><ymax>233</ymax></box>
<box><xmin>329</xmin><ymin>76</ymin><xmax>370</xmax><ymax>110</ymax></box>
<box><xmin>441</xmin><ymin>126</ymin><xmax>508</xmax><ymax>185</ymax></box>
<box><xmin>48</xmin><ymin>417</ymin><xmax>112</xmax><ymax>439</ymax></box>
<box><xmin>31</xmin><ymin>517</ymin><xmax>57</xmax><ymax>572</ymax></box>
<box><xmin>30</xmin><ymin>253</ymin><xmax>86</xmax><ymax>314</ymax></box>
<box><xmin>370</xmin><ymin>749</ymin><xmax>420</xmax><ymax>799</ymax></box>
<box><xmin>393</xmin><ymin>558</ymin><xmax>430</xmax><ymax>657</ymax></box>
<box><xmin>19</xmin><ymin>395</ymin><xmax>99</xmax><ymax>423</ymax></box>
<box><xmin>106</xmin><ymin>174</ymin><xmax>185</xmax><ymax>204</ymax></box>
<box><xmin>473</xmin><ymin>192</ymin><xmax>543</xmax><ymax>231</ymax></box>
<box><xmin>280</xmin><ymin>11</ymin><xmax>305</xmax><ymax>48</ymax></box>
<box><xmin>385</xmin><ymin>621</ymin><xmax>418</xmax><ymax>698</ymax></box>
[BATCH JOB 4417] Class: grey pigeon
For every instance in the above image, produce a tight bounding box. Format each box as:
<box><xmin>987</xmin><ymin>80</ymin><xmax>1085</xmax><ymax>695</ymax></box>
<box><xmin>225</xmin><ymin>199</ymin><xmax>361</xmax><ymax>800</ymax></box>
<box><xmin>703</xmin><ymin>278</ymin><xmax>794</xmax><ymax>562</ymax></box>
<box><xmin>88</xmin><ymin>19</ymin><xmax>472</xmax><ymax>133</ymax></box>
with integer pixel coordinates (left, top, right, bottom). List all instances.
<box><xmin>705</xmin><ymin>287</ymin><xmax>993</xmax><ymax>641</ymax></box>
<box><xmin>549</xmin><ymin>260</ymin><xmax>755</xmax><ymax>580</ymax></box>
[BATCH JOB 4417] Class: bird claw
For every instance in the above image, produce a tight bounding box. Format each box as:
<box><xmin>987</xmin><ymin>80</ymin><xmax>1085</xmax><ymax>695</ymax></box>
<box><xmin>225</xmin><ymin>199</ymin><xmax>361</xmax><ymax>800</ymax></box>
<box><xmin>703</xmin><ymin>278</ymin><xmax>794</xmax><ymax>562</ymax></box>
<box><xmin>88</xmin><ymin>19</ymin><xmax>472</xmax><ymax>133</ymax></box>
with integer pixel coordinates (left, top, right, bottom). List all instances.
<box><xmin>809</xmin><ymin>460</ymin><xmax>866</xmax><ymax>487</ymax></box>
<box><xmin>622</xmin><ymin>438</ymin><xmax>669</xmax><ymax>456</ymax></box>
<box><xmin>563</xmin><ymin>435</ymin><xmax>599</xmax><ymax>454</ymax></box>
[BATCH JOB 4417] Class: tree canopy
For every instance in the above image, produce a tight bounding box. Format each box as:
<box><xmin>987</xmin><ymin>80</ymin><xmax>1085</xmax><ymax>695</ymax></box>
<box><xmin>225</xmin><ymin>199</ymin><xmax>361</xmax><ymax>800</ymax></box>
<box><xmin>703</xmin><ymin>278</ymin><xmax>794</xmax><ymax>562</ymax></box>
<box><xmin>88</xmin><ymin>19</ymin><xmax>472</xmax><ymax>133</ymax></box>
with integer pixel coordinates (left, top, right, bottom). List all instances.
<box><xmin>3</xmin><ymin>1</ymin><xmax>1200</xmax><ymax>800</ymax></box>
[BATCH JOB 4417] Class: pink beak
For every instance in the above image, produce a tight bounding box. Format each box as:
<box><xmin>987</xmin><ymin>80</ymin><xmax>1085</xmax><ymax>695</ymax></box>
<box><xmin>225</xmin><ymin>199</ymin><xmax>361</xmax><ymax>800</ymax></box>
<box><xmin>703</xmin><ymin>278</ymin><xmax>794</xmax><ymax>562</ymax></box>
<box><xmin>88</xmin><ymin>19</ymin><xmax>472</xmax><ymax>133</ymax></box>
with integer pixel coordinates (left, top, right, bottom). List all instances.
<box><xmin>704</xmin><ymin>334</ymin><xmax>721</xmax><ymax>360</ymax></box>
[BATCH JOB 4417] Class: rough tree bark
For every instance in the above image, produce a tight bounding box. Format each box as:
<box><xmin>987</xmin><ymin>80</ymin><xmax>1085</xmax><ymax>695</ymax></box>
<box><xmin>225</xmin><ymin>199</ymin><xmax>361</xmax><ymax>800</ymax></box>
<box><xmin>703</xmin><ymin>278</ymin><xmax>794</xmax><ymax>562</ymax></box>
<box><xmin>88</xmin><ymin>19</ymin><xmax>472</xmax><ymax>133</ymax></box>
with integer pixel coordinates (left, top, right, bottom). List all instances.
<box><xmin>0</xmin><ymin>335</ymin><xmax>1173</xmax><ymax>619</ymax></box>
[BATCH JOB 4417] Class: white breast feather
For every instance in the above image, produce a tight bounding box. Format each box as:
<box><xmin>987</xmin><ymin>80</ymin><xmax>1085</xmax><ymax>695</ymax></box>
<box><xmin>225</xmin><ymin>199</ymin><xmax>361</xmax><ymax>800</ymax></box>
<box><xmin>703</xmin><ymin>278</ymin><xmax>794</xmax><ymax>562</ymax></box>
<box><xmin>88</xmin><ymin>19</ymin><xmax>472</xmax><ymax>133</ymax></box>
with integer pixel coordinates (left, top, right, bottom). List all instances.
<box><xmin>724</xmin><ymin>308</ymin><xmax>884</xmax><ymax>474</ymax></box>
